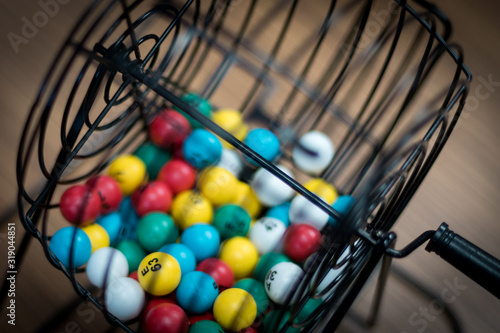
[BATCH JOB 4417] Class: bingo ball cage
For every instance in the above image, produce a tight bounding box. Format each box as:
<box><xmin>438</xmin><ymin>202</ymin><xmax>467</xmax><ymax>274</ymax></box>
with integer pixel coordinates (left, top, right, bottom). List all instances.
<box><xmin>14</xmin><ymin>0</ymin><xmax>500</xmax><ymax>332</ymax></box>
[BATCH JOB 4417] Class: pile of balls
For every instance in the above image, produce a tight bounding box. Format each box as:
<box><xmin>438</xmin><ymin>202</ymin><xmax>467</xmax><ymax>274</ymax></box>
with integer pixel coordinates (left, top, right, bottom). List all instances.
<box><xmin>49</xmin><ymin>93</ymin><xmax>356</xmax><ymax>332</ymax></box>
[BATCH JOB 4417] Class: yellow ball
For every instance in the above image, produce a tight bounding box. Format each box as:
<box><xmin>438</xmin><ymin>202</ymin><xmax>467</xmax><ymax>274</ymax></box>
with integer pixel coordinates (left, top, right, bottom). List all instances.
<box><xmin>81</xmin><ymin>224</ymin><xmax>110</xmax><ymax>253</ymax></box>
<box><xmin>212</xmin><ymin>109</ymin><xmax>248</xmax><ymax>149</ymax></box>
<box><xmin>213</xmin><ymin>288</ymin><xmax>257</xmax><ymax>331</ymax></box>
<box><xmin>138</xmin><ymin>252</ymin><xmax>181</xmax><ymax>296</ymax></box>
<box><xmin>171</xmin><ymin>190</ymin><xmax>213</xmax><ymax>230</ymax></box>
<box><xmin>199</xmin><ymin>167</ymin><xmax>237</xmax><ymax>206</ymax></box>
<box><xmin>304</xmin><ymin>178</ymin><xmax>338</xmax><ymax>204</ymax></box>
<box><xmin>108</xmin><ymin>155</ymin><xmax>147</xmax><ymax>196</ymax></box>
<box><xmin>219</xmin><ymin>236</ymin><xmax>258</xmax><ymax>279</ymax></box>
<box><xmin>231</xmin><ymin>181</ymin><xmax>262</xmax><ymax>218</ymax></box>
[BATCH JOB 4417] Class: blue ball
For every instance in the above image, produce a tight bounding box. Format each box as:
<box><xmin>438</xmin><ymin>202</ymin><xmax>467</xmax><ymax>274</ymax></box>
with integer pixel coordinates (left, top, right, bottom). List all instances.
<box><xmin>244</xmin><ymin>128</ymin><xmax>280</xmax><ymax>166</ymax></box>
<box><xmin>96</xmin><ymin>212</ymin><xmax>122</xmax><ymax>245</ymax></box>
<box><xmin>118</xmin><ymin>197</ymin><xmax>140</xmax><ymax>241</ymax></box>
<box><xmin>265</xmin><ymin>202</ymin><xmax>291</xmax><ymax>227</ymax></box>
<box><xmin>159</xmin><ymin>243</ymin><xmax>197</xmax><ymax>276</ymax></box>
<box><xmin>183</xmin><ymin>129</ymin><xmax>222</xmax><ymax>169</ymax></box>
<box><xmin>176</xmin><ymin>271</ymin><xmax>219</xmax><ymax>314</ymax></box>
<box><xmin>49</xmin><ymin>226</ymin><xmax>92</xmax><ymax>268</ymax></box>
<box><xmin>329</xmin><ymin>195</ymin><xmax>356</xmax><ymax>226</ymax></box>
<box><xmin>180</xmin><ymin>224</ymin><xmax>220</xmax><ymax>262</ymax></box>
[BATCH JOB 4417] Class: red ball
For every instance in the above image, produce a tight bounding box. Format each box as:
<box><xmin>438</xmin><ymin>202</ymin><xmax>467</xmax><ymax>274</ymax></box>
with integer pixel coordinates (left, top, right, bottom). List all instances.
<box><xmin>188</xmin><ymin>312</ymin><xmax>215</xmax><ymax>325</ymax></box>
<box><xmin>241</xmin><ymin>327</ymin><xmax>258</xmax><ymax>333</ymax></box>
<box><xmin>86</xmin><ymin>175</ymin><xmax>123</xmax><ymax>214</ymax></box>
<box><xmin>196</xmin><ymin>258</ymin><xmax>234</xmax><ymax>290</ymax></box>
<box><xmin>128</xmin><ymin>271</ymin><xmax>139</xmax><ymax>281</ymax></box>
<box><xmin>143</xmin><ymin>303</ymin><xmax>189</xmax><ymax>333</ymax></box>
<box><xmin>149</xmin><ymin>109</ymin><xmax>191</xmax><ymax>150</ymax></box>
<box><xmin>284</xmin><ymin>224</ymin><xmax>322</xmax><ymax>263</ymax></box>
<box><xmin>131</xmin><ymin>181</ymin><xmax>173</xmax><ymax>217</ymax></box>
<box><xmin>158</xmin><ymin>159</ymin><xmax>196</xmax><ymax>194</ymax></box>
<box><xmin>59</xmin><ymin>184</ymin><xmax>101</xmax><ymax>226</ymax></box>
<box><xmin>143</xmin><ymin>297</ymin><xmax>176</xmax><ymax>319</ymax></box>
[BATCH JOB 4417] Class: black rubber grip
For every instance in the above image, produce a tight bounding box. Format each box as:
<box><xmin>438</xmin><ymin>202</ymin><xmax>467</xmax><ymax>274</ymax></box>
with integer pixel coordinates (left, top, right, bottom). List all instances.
<box><xmin>425</xmin><ymin>223</ymin><xmax>500</xmax><ymax>299</ymax></box>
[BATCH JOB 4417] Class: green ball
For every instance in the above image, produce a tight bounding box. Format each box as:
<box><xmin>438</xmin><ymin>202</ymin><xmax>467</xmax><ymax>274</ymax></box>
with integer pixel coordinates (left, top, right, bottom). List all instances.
<box><xmin>137</xmin><ymin>212</ymin><xmax>179</xmax><ymax>252</ymax></box>
<box><xmin>176</xmin><ymin>93</ymin><xmax>212</xmax><ymax>129</ymax></box>
<box><xmin>212</xmin><ymin>205</ymin><xmax>251</xmax><ymax>239</ymax></box>
<box><xmin>188</xmin><ymin>320</ymin><xmax>224</xmax><ymax>333</ymax></box>
<box><xmin>233</xmin><ymin>278</ymin><xmax>269</xmax><ymax>316</ymax></box>
<box><xmin>254</xmin><ymin>252</ymin><xmax>291</xmax><ymax>283</ymax></box>
<box><xmin>262</xmin><ymin>310</ymin><xmax>300</xmax><ymax>333</ymax></box>
<box><xmin>115</xmin><ymin>240</ymin><xmax>147</xmax><ymax>273</ymax></box>
<box><xmin>294</xmin><ymin>297</ymin><xmax>322</xmax><ymax>323</ymax></box>
<box><xmin>134</xmin><ymin>142</ymin><xmax>171</xmax><ymax>179</ymax></box>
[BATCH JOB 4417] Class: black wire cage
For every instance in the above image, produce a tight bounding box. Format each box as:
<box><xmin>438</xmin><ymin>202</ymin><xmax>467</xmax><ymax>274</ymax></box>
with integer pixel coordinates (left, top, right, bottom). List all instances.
<box><xmin>13</xmin><ymin>0</ymin><xmax>500</xmax><ymax>332</ymax></box>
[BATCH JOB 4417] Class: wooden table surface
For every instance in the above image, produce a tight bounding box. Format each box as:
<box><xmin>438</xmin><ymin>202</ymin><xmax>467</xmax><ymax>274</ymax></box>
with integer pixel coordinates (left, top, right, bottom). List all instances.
<box><xmin>0</xmin><ymin>0</ymin><xmax>499</xmax><ymax>332</ymax></box>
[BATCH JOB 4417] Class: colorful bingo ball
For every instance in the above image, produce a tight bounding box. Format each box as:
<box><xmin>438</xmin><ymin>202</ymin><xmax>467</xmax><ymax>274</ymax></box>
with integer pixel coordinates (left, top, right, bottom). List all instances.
<box><xmin>176</xmin><ymin>271</ymin><xmax>219</xmax><ymax>314</ymax></box>
<box><xmin>213</xmin><ymin>288</ymin><xmax>257</xmax><ymax>331</ymax></box>
<box><xmin>230</xmin><ymin>181</ymin><xmax>262</xmax><ymax>219</ymax></box>
<box><xmin>212</xmin><ymin>204</ymin><xmax>251</xmax><ymax>239</ymax></box>
<box><xmin>143</xmin><ymin>297</ymin><xmax>176</xmax><ymax>319</ymax></box>
<box><xmin>159</xmin><ymin>243</ymin><xmax>196</xmax><ymax>277</ymax></box>
<box><xmin>49</xmin><ymin>226</ymin><xmax>91</xmax><ymax>268</ymax></box>
<box><xmin>134</xmin><ymin>142</ymin><xmax>171</xmax><ymax>180</ymax></box>
<box><xmin>199</xmin><ymin>167</ymin><xmax>238</xmax><ymax>205</ymax></box>
<box><xmin>262</xmin><ymin>310</ymin><xmax>299</xmax><ymax>333</ymax></box>
<box><xmin>219</xmin><ymin>236</ymin><xmax>258</xmax><ymax>279</ymax></box>
<box><xmin>108</xmin><ymin>155</ymin><xmax>147</xmax><ymax>196</ymax></box>
<box><xmin>171</xmin><ymin>190</ymin><xmax>213</xmax><ymax>230</ymax></box>
<box><xmin>248</xmin><ymin>217</ymin><xmax>287</xmax><ymax>255</ymax></box>
<box><xmin>86</xmin><ymin>247</ymin><xmax>129</xmax><ymax>288</ymax></box>
<box><xmin>59</xmin><ymin>184</ymin><xmax>101</xmax><ymax>226</ymax></box>
<box><xmin>104</xmin><ymin>276</ymin><xmax>145</xmax><ymax>321</ymax></box>
<box><xmin>131</xmin><ymin>181</ymin><xmax>173</xmax><ymax>217</ymax></box>
<box><xmin>304</xmin><ymin>178</ymin><xmax>338</xmax><ymax>204</ymax></box>
<box><xmin>118</xmin><ymin>197</ymin><xmax>141</xmax><ymax>241</ymax></box>
<box><xmin>289</xmin><ymin>195</ymin><xmax>329</xmax><ymax>230</ymax></box>
<box><xmin>254</xmin><ymin>252</ymin><xmax>292</xmax><ymax>283</ymax></box>
<box><xmin>183</xmin><ymin>129</ymin><xmax>222</xmax><ymax>169</ymax></box>
<box><xmin>244</xmin><ymin>128</ymin><xmax>281</xmax><ymax>165</ymax></box>
<box><xmin>217</xmin><ymin>148</ymin><xmax>243</xmax><ymax>178</ymax></box>
<box><xmin>81</xmin><ymin>223</ymin><xmax>110</xmax><ymax>253</ymax></box>
<box><xmin>212</xmin><ymin>109</ymin><xmax>248</xmax><ymax>149</ymax></box>
<box><xmin>86</xmin><ymin>175</ymin><xmax>123</xmax><ymax>214</ymax></box>
<box><xmin>177</xmin><ymin>92</ymin><xmax>212</xmax><ymax>129</ymax></box>
<box><xmin>233</xmin><ymin>278</ymin><xmax>269</xmax><ymax>316</ymax></box>
<box><xmin>284</xmin><ymin>223</ymin><xmax>321</xmax><ymax>263</ymax></box>
<box><xmin>188</xmin><ymin>320</ymin><xmax>224</xmax><ymax>333</ymax></box>
<box><xmin>251</xmin><ymin>165</ymin><xmax>295</xmax><ymax>206</ymax></box>
<box><xmin>138</xmin><ymin>252</ymin><xmax>182</xmax><ymax>296</ymax></box>
<box><xmin>196</xmin><ymin>258</ymin><xmax>234</xmax><ymax>290</ymax></box>
<box><xmin>329</xmin><ymin>195</ymin><xmax>356</xmax><ymax>226</ymax></box>
<box><xmin>264</xmin><ymin>261</ymin><xmax>304</xmax><ymax>304</ymax></box>
<box><xmin>96</xmin><ymin>212</ymin><xmax>122</xmax><ymax>245</ymax></box>
<box><xmin>158</xmin><ymin>159</ymin><xmax>196</xmax><ymax>195</ymax></box>
<box><xmin>143</xmin><ymin>303</ymin><xmax>189</xmax><ymax>333</ymax></box>
<box><xmin>149</xmin><ymin>109</ymin><xmax>192</xmax><ymax>149</ymax></box>
<box><xmin>115</xmin><ymin>240</ymin><xmax>147</xmax><ymax>274</ymax></box>
<box><xmin>292</xmin><ymin>131</ymin><xmax>334</xmax><ymax>175</ymax></box>
<box><xmin>137</xmin><ymin>212</ymin><xmax>179</xmax><ymax>252</ymax></box>
<box><xmin>265</xmin><ymin>202</ymin><xmax>291</xmax><ymax>227</ymax></box>
<box><xmin>188</xmin><ymin>313</ymin><xmax>216</xmax><ymax>325</ymax></box>
<box><xmin>180</xmin><ymin>224</ymin><xmax>220</xmax><ymax>262</ymax></box>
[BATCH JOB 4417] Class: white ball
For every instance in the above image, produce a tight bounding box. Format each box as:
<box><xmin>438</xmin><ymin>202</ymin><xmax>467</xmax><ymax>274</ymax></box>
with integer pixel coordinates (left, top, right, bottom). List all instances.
<box><xmin>248</xmin><ymin>217</ymin><xmax>287</xmax><ymax>255</ymax></box>
<box><xmin>264</xmin><ymin>261</ymin><xmax>304</xmax><ymax>304</ymax></box>
<box><xmin>289</xmin><ymin>195</ymin><xmax>330</xmax><ymax>230</ymax></box>
<box><xmin>217</xmin><ymin>148</ymin><xmax>243</xmax><ymax>178</ymax></box>
<box><xmin>104</xmin><ymin>276</ymin><xmax>145</xmax><ymax>321</ymax></box>
<box><xmin>308</xmin><ymin>246</ymin><xmax>350</xmax><ymax>300</ymax></box>
<box><xmin>251</xmin><ymin>165</ymin><xmax>295</xmax><ymax>206</ymax></box>
<box><xmin>86</xmin><ymin>247</ymin><xmax>129</xmax><ymax>288</ymax></box>
<box><xmin>292</xmin><ymin>131</ymin><xmax>334</xmax><ymax>175</ymax></box>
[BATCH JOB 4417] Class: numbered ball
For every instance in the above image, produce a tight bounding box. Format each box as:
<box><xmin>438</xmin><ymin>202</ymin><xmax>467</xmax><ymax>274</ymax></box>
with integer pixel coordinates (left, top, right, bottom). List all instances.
<box><xmin>244</xmin><ymin>128</ymin><xmax>281</xmax><ymax>165</ymax></box>
<box><xmin>248</xmin><ymin>217</ymin><xmax>286</xmax><ymax>255</ymax></box>
<box><xmin>115</xmin><ymin>240</ymin><xmax>147</xmax><ymax>274</ymax></box>
<box><xmin>176</xmin><ymin>271</ymin><xmax>219</xmax><ymax>314</ymax></box>
<box><xmin>292</xmin><ymin>131</ymin><xmax>334</xmax><ymax>175</ymax></box>
<box><xmin>171</xmin><ymin>190</ymin><xmax>213</xmax><ymax>230</ymax></box>
<box><xmin>104</xmin><ymin>276</ymin><xmax>145</xmax><ymax>321</ymax></box>
<box><xmin>212</xmin><ymin>204</ymin><xmax>251</xmax><ymax>239</ymax></box>
<box><xmin>329</xmin><ymin>195</ymin><xmax>356</xmax><ymax>227</ymax></box>
<box><xmin>183</xmin><ymin>129</ymin><xmax>222</xmax><ymax>169</ymax></box>
<box><xmin>159</xmin><ymin>243</ymin><xmax>196</xmax><ymax>277</ymax></box>
<box><xmin>251</xmin><ymin>165</ymin><xmax>295</xmax><ymax>207</ymax></box>
<box><xmin>289</xmin><ymin>195</ymin><xmax>329</xmax><ymax>230</ymax></box>
<box><xmin>86</xmin><ymin>175</ymin><xmax>123</xmax><ymax>214</ymax></box>
<box><xmin>199</xmin><ymin>167</ymin><xmax>238</xmax><ymax>205</ymax></box>
<box><xmin>284</xmin><ymin>223</ymin><xmax>321</xmax><ymax>263</ymax></box>
<box><xmin>137</xmin><ymin>212</ymin><xmax>179</xmax><ymax>252</ymax></box>
<box><xmin>49</xmin><ymin>226</ymin><xmax>91</xmax><ymax>268</ymax></box>
<box><xmin>176</xmin><ymin>92</ymin><xmax>212</xmax><ymax>129</ymax></box>
<box><xmin>188</xmin><ymin>320</ymin><xmax>224</xmax><ymax>333</ymax></box>
<box><xmin>219</xmin><ymin>236</ymin><xmax>258</xmax><ymax>279</ymax></box>
<box><xmin>60</xmin><ymin>184</ymin><xmax>101</xmax><ymax>226</ymax></box>
<box><xmin>138</xmin><ymin>252</ymin><xmax>181</xmax><ymax>296</ymax></box>
<box><xmin>304</xmin><ymin>178</ymin><xmax>338</xmax><ymax>204</ymax></box>
<box><xmin>212</xmin><ymin>109</ymin><xmax>248</xmax><ymax>149</ymax></box>
<box><xmin>230</xmin><ymin>181</ymin><xmax>262</xmax><ymax>219</ymax></box>
<box><xmin>213</xmin><ymin>288</ymin><xmax>257</xmax><ymax>331</ymax></box>
<box><xmin>265</xmin><ymin>202</ymin><xmax>291</xmax><ymax>227</ymax></box>
<box><xmin>81</xmin><ymin>223</ymin><xmax>110</xmax><ymax>253</ymax></box>
<box><xmin>180</xmin><ymin>224</ymin><xmax>220</xmax><ymax>262</ymax></box>
<box><xmin>217</xmin><ymin>148</ymin><xmax>243</xmax><ymax>178</ymax></box>
<box><xmin>149</xmin><ymin>109</ymin><xmax>191</xmax><ymax>149</ymax></box>
<box><xmin>143</xmin><ymin>303</ymin><xmax>189</xmax><ymax>333</ymax></box>
<box><xmin>264</xmin><ymin>262</ymin><xmax>304</xmax><ymax>304</ymax></box>
<box><xmin>253</xmin><ymin>252</ymin><xmax>292</xmax><ymax>283</ymax></box>
<box><xmin>134</xmin><ymin>142</ymin><xmax>171</xmax><ymax>180</ymax></box>
<box><xmin>86</xmin><ymin>247</ymin><xmax>129</xmax><ymax>288</ymax></box>
<box><xmin>108</xmin><ymin>155</ymin><xmax>147</xmax><ymax>196</ymax></box>
<box><xmin>233</xmin><ymin>278</ymin><xmax>269</xmax><ymax>316</ymax></box>
<box><xmin>131</xmin><ymin>181</ymin><xmax>173</xmax><ymax>217</ymax></box>
<box><xmin>196</xmin><ymin>258</ymin><xmax>234</xmax><ymax>290</ymax></box>
<box><xmin>158</xmin><ymin>159</ymin><xmax>196</xmax><ymax>195</ymax></box>
<box><xmin>96</xmin><ymin>212</ymin><xmax>122</xmax><ymax>245</ymax></box>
